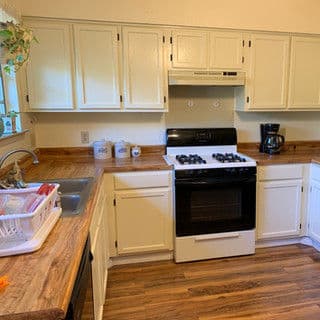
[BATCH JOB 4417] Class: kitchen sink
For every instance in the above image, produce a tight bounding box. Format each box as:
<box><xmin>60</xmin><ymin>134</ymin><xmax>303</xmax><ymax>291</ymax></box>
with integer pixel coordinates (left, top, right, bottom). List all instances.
<box><xmin>32</xmin><ymin>177</ymin><xmax>94</xmax><ymax>217</ymax></box>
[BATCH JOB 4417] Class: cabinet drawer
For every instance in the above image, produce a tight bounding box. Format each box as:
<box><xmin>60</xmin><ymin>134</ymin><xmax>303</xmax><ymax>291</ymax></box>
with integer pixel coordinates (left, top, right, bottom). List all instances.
<box><xmin>311</xmin><ymin>163</ymin><xmax>320</xmax><ymax>182</ymax></box>
<box><xmin>258</xmin><ymin>164</ymin><xmax>303</xmax><ymax>181</ymax></box>
<box><xmin>113</xmin><ymin>170</ymin><xmax>171</xmax><ymax>190</ymax></box>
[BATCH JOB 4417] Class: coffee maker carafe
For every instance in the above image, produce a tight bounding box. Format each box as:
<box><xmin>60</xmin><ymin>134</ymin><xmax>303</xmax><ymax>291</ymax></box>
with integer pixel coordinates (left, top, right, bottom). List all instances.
<box><xmin>260</xmin><ymin>123</ymin><xmax>285</xmax><ymax>154</ymax></box>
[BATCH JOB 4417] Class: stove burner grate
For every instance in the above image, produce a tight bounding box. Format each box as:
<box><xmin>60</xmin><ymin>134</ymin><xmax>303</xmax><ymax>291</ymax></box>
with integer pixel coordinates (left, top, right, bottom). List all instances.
<box><xmin>212</xmin><ymin>153</ymin><xmax>247</xmax><ymax>163</ymax></box>
<box><xmin>176</xmin><ymin>154</ymin><xmax>207</xmax><ymax>165</ymax></box>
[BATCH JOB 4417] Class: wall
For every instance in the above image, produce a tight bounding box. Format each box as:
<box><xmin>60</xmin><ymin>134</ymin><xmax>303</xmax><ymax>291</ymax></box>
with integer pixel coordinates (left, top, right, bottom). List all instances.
<box><xmin>9</xmin><ymin>0</ymin><xmax>320</xmax><ymax>146</ymax></box>
<box><xmin>34</xmin><ymin>87</ymin><xmax>320</xmax><ymax>146</ymax></box>
<box><xmin>34</xmin><ymin>87</ymin><xmax>234</xmax><ymax>147</ymax></box>
<box><xmin>0</xmin><ymin>1</ymin><xmax>34</xmax><ymax>158</ymax></box>
<box><xmin>10</xmin><ymin>0</ymin><xmax>320</xmax><ymax>34</ymax></box>
<box><xmin>235</xmin><ymin>111</ymin><xmax>320</xmax><ymax>142</ymax></box>
<box><xmin>34</xmin><ymin>113</ymin><xmax>166</xmax><ymax>147</ymax></box>
<box><xmin>166</xmin><ymin>87</ymin><xmax>234</xmax><ymax>129</ymax></box>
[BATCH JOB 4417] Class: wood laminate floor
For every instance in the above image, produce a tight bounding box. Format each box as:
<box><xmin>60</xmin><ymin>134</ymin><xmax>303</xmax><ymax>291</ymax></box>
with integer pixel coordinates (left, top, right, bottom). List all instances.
<box><xmin>103</xmin><ymin>244</ymin><xmax>320</xmax><ymax>320</ymax></box>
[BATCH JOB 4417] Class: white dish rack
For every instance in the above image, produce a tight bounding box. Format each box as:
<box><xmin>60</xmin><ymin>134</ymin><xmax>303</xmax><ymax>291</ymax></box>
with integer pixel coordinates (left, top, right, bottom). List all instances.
<box><xmin>0</xmin><ymin>183</ymin><xmax>62</xmax><ymax>256</ymax></box>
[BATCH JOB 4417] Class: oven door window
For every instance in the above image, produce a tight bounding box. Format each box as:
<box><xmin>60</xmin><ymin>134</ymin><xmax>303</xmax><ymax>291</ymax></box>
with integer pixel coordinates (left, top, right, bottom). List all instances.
<box><xmin>175</xmin><ymin>179</ymin><xmax>256</xmax><ymax>236</ymax></box>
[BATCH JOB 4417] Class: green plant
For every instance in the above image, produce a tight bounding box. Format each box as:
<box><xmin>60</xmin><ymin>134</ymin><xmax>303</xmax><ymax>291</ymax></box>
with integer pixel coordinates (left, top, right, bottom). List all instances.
<box><xmin>0</xmin><ymin>21</ymin><xmax>38</xmax><ymax>74</ymax></box>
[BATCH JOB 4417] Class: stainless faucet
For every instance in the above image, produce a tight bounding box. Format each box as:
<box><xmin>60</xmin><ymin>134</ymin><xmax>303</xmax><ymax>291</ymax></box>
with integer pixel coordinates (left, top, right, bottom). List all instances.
<box><xmin>0</xmin><ymin>149</ymin><xmax>39</xmax><ymax>188</ymax></box>
<box><xmin>0</xmin><ymin>149</ymin><xmax>39</xmax><ymax>169</ymax></box>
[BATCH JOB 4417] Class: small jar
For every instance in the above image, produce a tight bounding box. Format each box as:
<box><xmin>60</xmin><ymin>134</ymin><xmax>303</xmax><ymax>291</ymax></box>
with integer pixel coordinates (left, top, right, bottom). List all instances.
<box><xmin>131</xmin><ymin>145</ymin><xmax>141</xmax><ymax>158</ymax></box>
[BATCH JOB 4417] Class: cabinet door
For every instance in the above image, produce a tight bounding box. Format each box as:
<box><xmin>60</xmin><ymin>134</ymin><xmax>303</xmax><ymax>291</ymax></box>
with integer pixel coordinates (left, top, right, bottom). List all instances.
<box><xmin>257</xmin><ymin>179</ymin><xmax>302</xmax><ymax>239</ymax></box>
<box><xmin>209</xmin><ymin>31</ymin><xmax>243</xmax><ymax>70</ymax></box>
<box><xmin>26</xmin><ymin>21</ymin><xmax>74</xmax><ymax>110</ymax></box>
<box><xmin>247</xmin><ymin>34</ymin><xmax>290</xmax><ymax>110</ymax></box>
<box><xmin>91</xmin><ymin>225</ymin><xmax>104</xmax><ymax>320</ymax></box>
<box><xmin>74</xmin><ymin>24</ymin><xmax>121</xmax><ymax>110</ymax></box>
<box><xmin>115</xmin><ymin>188</ymin><xmax>173</xmax><ymax>254</ymax></box>
<box><xmin>122</xmin><ymin>27</ymin><xmax>167</xmax><ymax>111</ymax></box>
<box><xmin>288</xmin><ymin>36</ymin><xmax>320</xmax><ymax>110</ymax></box>
<box><xmin>171</xmin><ymin>30</ymin><xmax>209</xmax><ymax>69</ymax></box>
<box><xmin>90</xmin><ymin>180</ymin><xmax>108</xmax><ymax>320</ymax></box>
<box><xmin>308</xmin><ymin>180</ymin><xmax>320</xmax><ymax>242</ymax></box>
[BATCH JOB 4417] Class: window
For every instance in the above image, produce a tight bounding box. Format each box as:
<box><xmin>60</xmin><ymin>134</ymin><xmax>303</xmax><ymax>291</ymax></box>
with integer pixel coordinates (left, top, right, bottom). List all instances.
<box><xmin>0</xmin><ymin>2</ymin><xmax>22</xmax><ymax>135</ymax></box>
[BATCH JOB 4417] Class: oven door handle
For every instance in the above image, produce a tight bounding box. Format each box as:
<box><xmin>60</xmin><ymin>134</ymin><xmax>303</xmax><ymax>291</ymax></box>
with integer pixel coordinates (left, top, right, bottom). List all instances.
<box><xmin>176</xmin><ymin>177</ymin><xmax>255</xmax><ymax>186</ymax></box>
<box><xmin>195</xmin><ymin>232</ymin><xmax>240</xmax><ymax>241</ymax></box>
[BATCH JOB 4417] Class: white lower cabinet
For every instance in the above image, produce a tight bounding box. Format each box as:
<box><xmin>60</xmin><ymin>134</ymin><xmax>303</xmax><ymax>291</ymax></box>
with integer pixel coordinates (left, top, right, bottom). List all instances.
<box><xmin>308</xmin><ymin>164</ymin><xmax>320</xmax><ymax>242</ymax></box>
<box><xmin>107</xmin><ymin>170</ymin><xmax>173</xmax><ymax>256</ymax></box>
<box><xmin>308</xmin><ymin>179</ymin><xmax>320</xmax><ymax>242</ymax></box>
<box><xmin>90</xmin><ymin>176</ymin><xmax>109</xmax><ymax>320</ymax></box>
<box><xmin>257</xmin><ymin>165</ymin><xmax>305</xmax><ymax>240</ymax></box>
<box><xmin>115</xmin><ymin>188</ymin><xmax>172</xmax><ymax>254</ymax></box>
<box><xmin>257</xmin><ymin>179</ymin><xmax>302</xmax><ymax>239</ymax></box>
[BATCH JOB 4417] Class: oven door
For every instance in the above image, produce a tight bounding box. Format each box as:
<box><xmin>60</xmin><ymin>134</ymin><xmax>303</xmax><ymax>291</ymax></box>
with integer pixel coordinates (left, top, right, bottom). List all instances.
<box><xmin>175</xmin><ymin>173</ymin><xmax>256</xmax><ymax>237</ymax></box>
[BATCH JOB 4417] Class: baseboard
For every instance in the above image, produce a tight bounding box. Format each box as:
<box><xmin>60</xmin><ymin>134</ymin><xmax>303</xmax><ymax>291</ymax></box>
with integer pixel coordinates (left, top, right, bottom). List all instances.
<box><xmin>109</xmin><ymin>251</ymin><xmax>173</xmax><ymax>267</ymax></box>
<box><xmin>256</xmin><ymin>235</ymin><xmax>320</xmax><ymax>252</ymax></box>
<box><xmin>302</xmin><ymin>236</ymin><xmax>320</xmax><ymax>251</ymax></box>
<box><xmin>255</xmin><ymin>237</ymin><xmax>302</xmax><ymax>248</ymax></box>
<box><xmin>107</xmin><ymin>237</ymin><xmax>320</xmax><ymax>268</ymax></box>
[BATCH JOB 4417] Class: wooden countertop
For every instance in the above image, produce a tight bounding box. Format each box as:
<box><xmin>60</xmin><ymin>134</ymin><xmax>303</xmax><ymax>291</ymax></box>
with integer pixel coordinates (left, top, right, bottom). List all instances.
<box><xmin>238</xmin><ymin>141</ymin><xmax>320</xmax><ymax>166</ymax></box>
<box><xmin>2</xmin><ymin>142</ymin><xmax>320</xmax><ymax>319</ymax></box>
<box><xmin>0</xmin><ymin>151</ymin><xmax>171</xmax><ymax>320</ymax></box>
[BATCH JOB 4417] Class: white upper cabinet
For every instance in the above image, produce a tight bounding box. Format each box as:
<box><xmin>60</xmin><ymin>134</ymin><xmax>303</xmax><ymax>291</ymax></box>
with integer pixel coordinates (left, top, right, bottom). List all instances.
<box><xmin>26</xmin><ymin>21</ymin><xmax>75</xmax><ymax>110</ymax></box>
<box><xmin>245</xmin><ymin>34</ymin><xmax>290</xmax><ymax>111</ymax></box>
<box><xmin>171</xmin><ymin>29</ymin><xmax>243</xmax><ymax>70</ymax></box>
<box><xmin>171</xmin><ymin>30</ymin><xmax>209</xmax><ymax>69</ymax></box>
<box><xmin>122</xmin><ymin>27</ymin><xmax>168</xmax><ymax>111</ymax></box>
<box><xmin>74</xmin><ymin>24</ymin><xmax>121</xmax><ymax>110</ymax></box>
<box><xmin>288</xmin><ymin>36</ymin><xmax>320</xmax><ymax>110</ymax></box>
<box><xmin>209</xmin><ymin>31</ymin><xmax>243</xmax><ymax>70</ymax></box>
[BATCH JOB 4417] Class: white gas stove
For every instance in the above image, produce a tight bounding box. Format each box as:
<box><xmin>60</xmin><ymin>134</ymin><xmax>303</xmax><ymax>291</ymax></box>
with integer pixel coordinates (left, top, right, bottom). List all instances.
<box><xmin>166</xmin><ymin>128</ymin><xmax>256</xmax><ymax>263</ymax></box>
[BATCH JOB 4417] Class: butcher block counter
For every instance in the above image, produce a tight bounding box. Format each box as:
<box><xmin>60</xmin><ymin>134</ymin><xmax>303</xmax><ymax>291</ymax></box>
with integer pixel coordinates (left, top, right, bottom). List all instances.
<box><xmin>0</xmin><ymin>148</ymin><xmax>171</xmax><ymax>320</ymax></box>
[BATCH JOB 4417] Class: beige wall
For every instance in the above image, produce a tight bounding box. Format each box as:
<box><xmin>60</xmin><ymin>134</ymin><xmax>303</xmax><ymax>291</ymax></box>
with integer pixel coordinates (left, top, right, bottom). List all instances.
<box><xmin>166</xmin><ymin>87</ymin><xmax>234</xmax><ymax>129</ymax></box>
<box><xmin>0</xmin><ymin>0</ymin><xmax>34</xmax><ymax>154</ymax></box>
<box><xmin>6</xmin><ymin>0</ymin><xmax>320</xmax><ymax>147</ymax></box>
<box><xmin>33</xmin><ymin>88</ymin><xmax>320</xmax><ymax>146</ymax></box>
<box><xmin>9</xmin><ymin>0</ymin><xmax>320</xmax><ymax>34</ymax></box>
<box><xmin>235</xmin><ymin>111</ymin><xmax>320</xmax><ymax>142</ymax></box>
<box><xmin>34</xmin><ymin>113</ymin><xmax>166</xmax><ymax>147</ymax></box>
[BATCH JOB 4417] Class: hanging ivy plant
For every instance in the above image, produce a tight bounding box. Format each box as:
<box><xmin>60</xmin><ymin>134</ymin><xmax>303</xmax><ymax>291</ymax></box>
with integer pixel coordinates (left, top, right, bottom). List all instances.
<box><xmin>0</xmin><ymin>21</ymin><xmax>38</xmax><ymax>74</ymax></box>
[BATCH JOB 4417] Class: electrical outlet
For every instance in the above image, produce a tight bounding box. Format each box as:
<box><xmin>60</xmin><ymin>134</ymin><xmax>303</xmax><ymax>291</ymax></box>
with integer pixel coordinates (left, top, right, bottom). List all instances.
<box><xmin>80</xmin><ymin>131</ymin><xmax>89</xmax><ymax>144</ymax></box>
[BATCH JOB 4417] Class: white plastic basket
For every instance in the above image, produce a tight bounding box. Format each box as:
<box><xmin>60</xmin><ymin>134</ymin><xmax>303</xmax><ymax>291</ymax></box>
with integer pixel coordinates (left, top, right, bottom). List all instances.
<box><xmin>0</xmin><ymin>183</ymin><xmax>59</xmax><ymax>245</ymax></box>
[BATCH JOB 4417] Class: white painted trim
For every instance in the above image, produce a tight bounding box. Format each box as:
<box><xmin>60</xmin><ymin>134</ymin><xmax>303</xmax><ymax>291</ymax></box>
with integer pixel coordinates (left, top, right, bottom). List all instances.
<box><xmin>107</xmin><ymin>236</ymin><xmax>320</xmax><ymax>268</ymax></box>
<box><xmin>109</xmin><ymin>251</ymin><xmax>173</xmax><ymax>266</ymax></box>
<box><xmin>255</xmin><ymin>237</ymin><xmax>302</xmax><ymax>248</ymax></box>
<box><xmin>255</xmin><ymin>235</ymin><xmax>320</xmax><ymax>252</ymax></box>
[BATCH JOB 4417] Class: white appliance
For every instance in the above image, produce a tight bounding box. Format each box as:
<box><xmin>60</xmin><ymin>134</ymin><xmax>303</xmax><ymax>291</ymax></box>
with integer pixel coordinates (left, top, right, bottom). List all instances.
<box><xmin>168</xmin><ymin>70</ymin><xmax>246</xmax><ymax>86</ymax></box>
<box><xmin>165</xmin><ymin>128</ymin><xmax>256</xmax><ymax>263</ymax></box>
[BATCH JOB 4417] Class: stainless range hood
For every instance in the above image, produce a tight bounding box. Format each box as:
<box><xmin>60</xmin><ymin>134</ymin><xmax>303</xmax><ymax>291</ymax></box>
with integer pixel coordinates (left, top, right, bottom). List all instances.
<box><xmin>168</xmin><ymin>70</ymin><xmax>246</xmax><ymax>86</ymax></box>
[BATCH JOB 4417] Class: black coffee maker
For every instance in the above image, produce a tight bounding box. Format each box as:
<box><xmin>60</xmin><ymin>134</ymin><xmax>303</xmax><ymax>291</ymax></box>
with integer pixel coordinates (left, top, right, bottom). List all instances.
<box><xmin>260</xmin><ymin>123</ymin><xmax>285</xmax><ymax>154</ymax></box>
